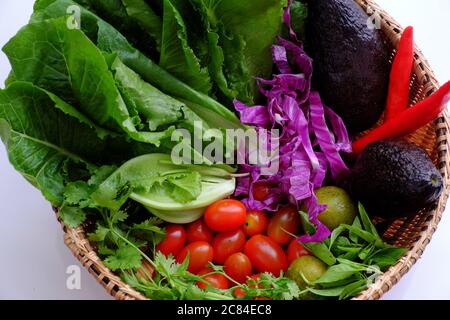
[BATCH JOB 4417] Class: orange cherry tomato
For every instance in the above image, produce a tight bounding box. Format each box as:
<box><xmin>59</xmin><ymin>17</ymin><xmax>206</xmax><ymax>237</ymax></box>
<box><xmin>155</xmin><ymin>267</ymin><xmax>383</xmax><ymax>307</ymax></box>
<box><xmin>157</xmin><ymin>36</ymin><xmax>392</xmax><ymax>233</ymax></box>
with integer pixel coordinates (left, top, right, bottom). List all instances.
<box><xmin>243</xmin><ymin>210</ymin><xmax>269</xmax><ymax>236</ymax></box>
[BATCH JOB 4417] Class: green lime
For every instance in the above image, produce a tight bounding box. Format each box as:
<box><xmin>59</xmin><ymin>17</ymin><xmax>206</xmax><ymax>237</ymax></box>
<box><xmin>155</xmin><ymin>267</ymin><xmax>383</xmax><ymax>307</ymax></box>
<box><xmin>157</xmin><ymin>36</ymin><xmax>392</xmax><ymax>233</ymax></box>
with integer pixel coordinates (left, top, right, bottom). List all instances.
<box><xmin>287</xmin><ymin>255</ymin><xmax>328</xmax><ymax>289</ymax></box>
<box><xmin>316</xmin><ymin>186</ymin><xmax>357</xmax><ymax>230</ymax></box>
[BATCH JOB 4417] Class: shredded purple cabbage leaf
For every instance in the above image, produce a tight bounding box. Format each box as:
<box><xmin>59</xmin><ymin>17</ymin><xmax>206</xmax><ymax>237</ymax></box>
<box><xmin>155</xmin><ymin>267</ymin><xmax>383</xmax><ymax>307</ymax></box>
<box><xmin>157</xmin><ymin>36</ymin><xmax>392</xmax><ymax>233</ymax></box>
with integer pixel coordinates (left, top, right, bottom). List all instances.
<box><xmin>233</xmin><ymin>11</ymin><xmax>351</xmax><ymax>243</ymax></box>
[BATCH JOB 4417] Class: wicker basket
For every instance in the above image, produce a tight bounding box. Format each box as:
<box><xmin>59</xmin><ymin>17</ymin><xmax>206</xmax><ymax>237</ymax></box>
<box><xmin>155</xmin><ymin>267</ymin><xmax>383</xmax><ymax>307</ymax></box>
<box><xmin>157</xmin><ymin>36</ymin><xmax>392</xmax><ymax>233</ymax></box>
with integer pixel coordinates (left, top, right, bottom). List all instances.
<box><xmin>56</xmin><ymin>0</ymin><xmax>450</xmax><ymax>300</ymax></box>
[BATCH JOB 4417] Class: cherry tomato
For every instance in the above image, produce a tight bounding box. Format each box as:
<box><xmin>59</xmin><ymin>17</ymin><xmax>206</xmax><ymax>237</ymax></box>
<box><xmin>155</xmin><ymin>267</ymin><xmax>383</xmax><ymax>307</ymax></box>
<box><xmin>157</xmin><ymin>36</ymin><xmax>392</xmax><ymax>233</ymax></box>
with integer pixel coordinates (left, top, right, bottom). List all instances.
<box><xmin>176</xmin><ymin>241</ymin><xmax>214</xmax><ymax>273</ymax></box>
<box><xmin>204</xmin><ymin>199</ymin><xmax>247</xmax><ymax>232</ymax></box>
<box><xmin>212</xmin><ymin>229</ymin><xmax>246</xmax><ymax>264</ymax></box>
<box><xmin>287</xmin><ymin>238</ymin><xmax>310</xmax><ymax>264</ymax></box>
<box><xmin>233</xmin><ymin>287</ymin><xmax>246</xmax><ymax>298</ymax></box>
<box><xmin>244</xmin><ymin>235</ymin><xmax>288</xmax><ymax>276</ymax></box>
<box><xmin>196</xmin><ymin>268</ymin><xmax>229</xmax><ymax>290</ymax></box>
<box><xmin>185</xmin><ymin>219</ymin><xmax>214</xmax><ymax>243</ymax></box>
<box><xmin>243</xmin><ymin>210</ymin><xmax>269</xmax><ymax>237</ymax></box>
<box><xmin>224</xmin><ymin>253</ymin><xmax>252</xmax><ymax>283</ymax></box>
<box><xmin>156</xmin><ymin>224</ymin><xmax>186</xmax><ymax>257</ymax></box>
<box><xmin>267</xmin><ymin>205</ymin><xmax>301</xmax><ymax>245</ymax></box>
<box><xmin>252</xmin><ymin>182</ymin><xmax>272</xmax><ymax>201</ymax></box>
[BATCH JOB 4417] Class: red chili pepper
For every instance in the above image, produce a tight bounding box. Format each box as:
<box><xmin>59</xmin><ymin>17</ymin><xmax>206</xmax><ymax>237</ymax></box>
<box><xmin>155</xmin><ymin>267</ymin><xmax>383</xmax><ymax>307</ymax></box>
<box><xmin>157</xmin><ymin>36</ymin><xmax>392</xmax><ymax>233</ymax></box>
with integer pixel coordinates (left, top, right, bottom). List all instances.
<box><xmin>385</xmin><ymin>26</ymin><xmax>414</xmax><ymax>120</ymax></box>
<box><xmin>353</xmin><ymin>81</ymin><xmax>450</xmax><ymax>155</ymax></box>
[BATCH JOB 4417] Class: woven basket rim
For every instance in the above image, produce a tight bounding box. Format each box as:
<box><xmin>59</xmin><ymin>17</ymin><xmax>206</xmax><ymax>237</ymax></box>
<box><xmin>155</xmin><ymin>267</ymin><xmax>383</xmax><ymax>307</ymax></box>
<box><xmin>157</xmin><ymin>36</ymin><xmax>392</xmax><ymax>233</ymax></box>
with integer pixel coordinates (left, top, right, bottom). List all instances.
<box><xmin>56</xmin><ymin>0</ymin><xmax>450</xmax><ymax>300</ymax></box>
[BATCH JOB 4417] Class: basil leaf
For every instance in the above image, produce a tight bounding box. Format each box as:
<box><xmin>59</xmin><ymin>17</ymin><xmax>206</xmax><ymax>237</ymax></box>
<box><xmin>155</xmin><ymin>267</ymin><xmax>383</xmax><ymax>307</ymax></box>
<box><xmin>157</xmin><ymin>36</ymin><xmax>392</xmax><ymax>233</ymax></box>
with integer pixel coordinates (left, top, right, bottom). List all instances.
<box><xmin>367</xmin><ymin>247</ymin><xmax>407</xmax><ymax>269</ymax></box>
<box><xmin>339</xmin><ymin>248</ymin><xmax>362</xmax><ymax>261</ymax></box>
<box><xmin>307</xmin><ymin>286</ymin><xmax>346</xmax><ymax>297</ymax></box>
<box><xmin>303</xmin><ymin>242</ymin><xmax>336</xmax><ymax>266</ymax></box>
<box><xmin>358</xmin><ymin>202</ymin><xmax>382</xmax><ymax>241</ymax></box>
<box><xmin>341</xmin><ymin>224</ymin><xmax>377</xmax><ymax>244</ymax></box>
<box><xmin>358</xmin><ymin>244</ymin><xmax>375</xmax><ymax>261</ymax></box>
<box><xmin>314</xmin><ymin>264</ymin><xmax>365</xmax><ymax>285</ymax></box>
<box><xmin>349</xmin><ymin>216</ymin><xmax>362</xmax><ymax>244</ymax></box>
<box><xmin>339</xmin><ymin>279</ymin><xmax>369</xmax><ymax>300</ymax></box>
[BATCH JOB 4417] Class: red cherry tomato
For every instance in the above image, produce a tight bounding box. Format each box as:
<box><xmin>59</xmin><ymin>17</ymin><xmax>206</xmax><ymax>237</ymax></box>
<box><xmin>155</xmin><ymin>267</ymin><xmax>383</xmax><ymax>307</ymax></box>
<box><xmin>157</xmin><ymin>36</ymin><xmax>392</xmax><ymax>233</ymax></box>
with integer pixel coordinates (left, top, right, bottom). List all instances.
<box><xmin>156</xmin><ymin>224</ymin><xmax>186</xmax><ymax>257</ymax></box>
<box><xmin>176</xmin><ymin>241</ymin><xmax>214</xmax><ymax>273</ymax></box>
<box><xmin>224</xmin><ymin>253</ymin><xmax>252</xmax><ymax>283</ymax></box>
<box><xmin>287</xmin><ymin>238</ymin><xmax>310</xmax><ymax>264</ymax></box>
<box><xmin>267</xmin><ymin>205</ymin><xmax>301</xmax><ymax>245</ymax></box>
<box><xmin>243</xmin><ymin>210</ymin><xmax>269</xmax><ymax>237</ymax></box>
<box><xmin>185</xmin><ymin>219</ymin><xmax>214</xmax><ymax>243</ymax></box>
<box><xmin>233</xmin><ymin>287</ymin><xmax>246</xmax><ymax>298</ymax></box>
<box><xmin>212</xmin><ymin>229</ymin><xmax>246</xmax><ymax>264</ymax></box>
<box><xmin>252</xmin><ymin>182</ymin><xmax>271</xmax><ymax>201</ymax></box>
<box><xmin>204</xmin><ymin>199</ymin><xmax>247</xmax><ymax>232</ymax></box>
<box><xmin>196</xmin><ymin>268</ymin><xmax>229</xmax><ymax>290</ymax></box>
<box><xmin>244</xmin><ymin>235</ymin><xmax>288</xmax><ymax>277</ymax></box>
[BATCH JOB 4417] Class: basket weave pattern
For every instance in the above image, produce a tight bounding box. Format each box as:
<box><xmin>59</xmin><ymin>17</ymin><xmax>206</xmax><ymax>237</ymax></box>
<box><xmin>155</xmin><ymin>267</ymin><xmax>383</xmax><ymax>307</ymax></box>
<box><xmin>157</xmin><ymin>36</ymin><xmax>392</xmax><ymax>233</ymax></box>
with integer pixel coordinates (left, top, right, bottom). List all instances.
<box><xmin>57</xmin><ymin>0</ymin><xmax>450</xmax><ymax>300</ymax></box>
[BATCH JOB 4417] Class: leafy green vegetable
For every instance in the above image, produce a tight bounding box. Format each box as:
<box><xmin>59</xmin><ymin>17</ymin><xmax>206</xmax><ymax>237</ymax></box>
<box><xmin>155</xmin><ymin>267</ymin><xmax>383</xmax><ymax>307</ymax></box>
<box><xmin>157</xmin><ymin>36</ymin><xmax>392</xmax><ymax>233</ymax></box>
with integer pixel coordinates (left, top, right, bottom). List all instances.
<box><xmin>367</xmin><ymin>247</ymin><xmax>407</xmax><ymax>269</ymax></box>
<box><xmin>5</xmin><ymin>18</ymin><xmax>183</xmax><ymax>146</ymax></box>
<box><xmin>72</xmin><ymin>0</ymin><xmax>157</xmax><ymax>56</ymax></box>
<box><xmin>31</xmin><ymin>0</ymin><xmax>243</xmax><ymax>129</ymax></box>
<box><xmin>60</xmin><ymin>206</ymin><xmax>87</xmax><ymax>228</ymax></box>
<box><xmin>289</xmin><ymin>1</ymin><xmax>308</xmax><ymax>41</ymax></box>
<box><xmin>92</xmin><ymin>154</ymin><xmax>235</xmax><ymax>223</ymax></box>
<box><xmin>110</xmin><ymin>56</ymin><xmax>186</xmax><ymax>132</ymax></box>
<box><xmin>104</xmin><ymin>243</ymin><xmax>143</xmax><ymax>271</ymax></box>
<box><xmin>120</xmin><ymin>0</ymin><xmax>163</xmax><ymax>50</ymax></box>
<box><xmin>191</xmin><ymin>0</ymin><xmax>287</xmax><ymax>103</ymax></box>
<box><xmin>0</xmin><ymin>82</ymin><xmax>140</xmax><ymax>205</ymax></box>
<box><xmin>159</xmin><ymin>0</ymin><xmax>212</xmax><ymax>94</ymax></box>
<box><xmin>302</xmin><ymin>242</ymin><xmax>336</xmax><ymax>266</ymax></box>
<box><xmin>298</xmin><ymin>203</ymin><xmax>407</xmax><ymax>299</ymax></box>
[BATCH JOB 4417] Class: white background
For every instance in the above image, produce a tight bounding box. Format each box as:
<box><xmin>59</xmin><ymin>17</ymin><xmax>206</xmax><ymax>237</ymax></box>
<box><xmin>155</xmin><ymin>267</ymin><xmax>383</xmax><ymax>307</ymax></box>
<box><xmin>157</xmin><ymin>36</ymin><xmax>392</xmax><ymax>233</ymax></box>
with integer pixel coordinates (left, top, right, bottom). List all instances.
<box><xmin>0</xmin><ymin>0</ymin><xmax>449</xmax><ymax>299</ymax></box>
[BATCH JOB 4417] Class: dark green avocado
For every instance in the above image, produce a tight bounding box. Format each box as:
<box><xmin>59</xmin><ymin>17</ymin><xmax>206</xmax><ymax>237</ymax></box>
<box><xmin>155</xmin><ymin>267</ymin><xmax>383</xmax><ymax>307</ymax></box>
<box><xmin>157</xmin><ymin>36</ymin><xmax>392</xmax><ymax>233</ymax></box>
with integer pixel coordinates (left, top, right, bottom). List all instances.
<box><xmin>305</xmin><ymin>0</ymin><xmax>390</xmax><ymax>133</ymax></box>
<box><xmin>350</xmin><ymin>140</ymin><xmax>443</xmax><ymax>217</ymax></box>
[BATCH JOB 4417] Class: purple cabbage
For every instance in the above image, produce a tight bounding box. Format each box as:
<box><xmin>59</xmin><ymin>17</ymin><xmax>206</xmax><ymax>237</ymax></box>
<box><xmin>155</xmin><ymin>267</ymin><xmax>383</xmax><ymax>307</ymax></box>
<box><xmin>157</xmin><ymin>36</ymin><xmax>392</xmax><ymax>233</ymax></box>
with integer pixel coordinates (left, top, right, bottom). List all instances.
<box><xmin>234</xmin><ymin>37</ymin><xmax>351</xmax><ymax>243</ymax></box>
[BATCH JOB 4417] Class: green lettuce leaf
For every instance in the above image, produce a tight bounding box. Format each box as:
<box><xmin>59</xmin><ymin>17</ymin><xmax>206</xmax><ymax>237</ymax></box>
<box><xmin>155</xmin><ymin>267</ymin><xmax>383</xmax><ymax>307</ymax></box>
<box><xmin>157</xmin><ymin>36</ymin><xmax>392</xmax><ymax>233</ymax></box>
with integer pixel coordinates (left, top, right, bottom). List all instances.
<box><xmin>3</xmin><ymin>17</ymin><xmax>176</xmax><ymax>146</ymax></box>
<box><xmin>190</xmin><ymin>0</ymin><xmax>287</xmax><ymax>104</ymax></box>
<box><xmin>109</xmin><ymin>56</ymin><xmax>185</xmax><ymax>132</ymax></box>
<box><xmin>31</xmin><ymin>0</ymin><xmax>243</xmax><ymax>129</ymax></box>
<box><xmin>72</xmin><ymin>0</ymin><xmax>157</xmax><ymax>56</ymax></box>
<box><xmin>121</xmin><ymin>0</ymin><xmax>163</xmax><ymax>50</ymax></box>
<box><xmin>159</xmin><ymin>0</ymin><xmax>211</xmax><ymax>94</ymax></box>
<box><xmin>92</xmin><ymin>153</ymin><xmax>235</xmax><ymax>210</ymax></box>
<box><xmin>0</xmin><ymin>83</ymin><xmax>109</xmax><ymax>204</ymax></box>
